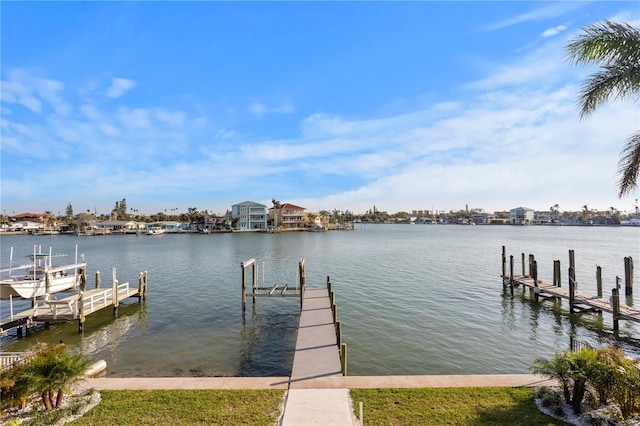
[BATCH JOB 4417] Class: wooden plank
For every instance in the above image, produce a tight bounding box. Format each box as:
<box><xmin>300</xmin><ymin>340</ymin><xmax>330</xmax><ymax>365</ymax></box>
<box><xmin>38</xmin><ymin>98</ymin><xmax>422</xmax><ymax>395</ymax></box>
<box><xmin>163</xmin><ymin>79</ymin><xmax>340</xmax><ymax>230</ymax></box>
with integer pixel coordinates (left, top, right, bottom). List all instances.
<box><xmin>289</xmin><ymin>288</ymin><xmax>342</xmax><ymax>388</ymax></box>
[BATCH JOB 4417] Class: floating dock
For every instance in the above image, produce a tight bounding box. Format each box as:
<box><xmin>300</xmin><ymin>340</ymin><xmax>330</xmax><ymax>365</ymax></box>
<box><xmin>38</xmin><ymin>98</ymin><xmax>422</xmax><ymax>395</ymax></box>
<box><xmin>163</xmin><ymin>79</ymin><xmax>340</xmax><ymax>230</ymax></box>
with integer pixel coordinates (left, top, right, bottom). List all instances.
<box><xmin>501</xmin><ymin>246</ymin><xmax>639</xmax><ymax>332</ymax></box>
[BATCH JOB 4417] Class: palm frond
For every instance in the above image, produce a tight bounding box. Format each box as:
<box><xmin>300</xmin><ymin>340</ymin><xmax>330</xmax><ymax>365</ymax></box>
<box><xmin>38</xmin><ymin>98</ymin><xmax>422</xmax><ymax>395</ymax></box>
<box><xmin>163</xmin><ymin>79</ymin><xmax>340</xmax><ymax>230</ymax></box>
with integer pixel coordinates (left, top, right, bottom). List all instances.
<box><xmin>566</xmin><ymin>20</ymin><xmax>640</xmax><ymax>67</ymax></box>
<box><xmin>617</xmin><ymin>131</ymin><xmax>640</xmax><ymax>197</ymax></box>
<box><xmin>578</xmin><ymin>63</ymin><xmax>640</xmax><ymax>117</ymax></box>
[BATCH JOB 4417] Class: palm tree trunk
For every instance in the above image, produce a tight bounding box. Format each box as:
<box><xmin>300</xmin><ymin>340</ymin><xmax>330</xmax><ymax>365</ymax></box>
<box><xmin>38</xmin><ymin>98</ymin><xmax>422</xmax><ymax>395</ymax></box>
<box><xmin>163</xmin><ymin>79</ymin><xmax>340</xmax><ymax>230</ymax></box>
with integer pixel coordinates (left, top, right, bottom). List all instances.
<box><xmin>41</xmin><ymin>391</ymin><xmax>53</xmax><ymax>410</ymax></box>
<box><xmin>55</xmin><ymin>388</ymin><xmax>64</xmax><ymax>408</ymax></box>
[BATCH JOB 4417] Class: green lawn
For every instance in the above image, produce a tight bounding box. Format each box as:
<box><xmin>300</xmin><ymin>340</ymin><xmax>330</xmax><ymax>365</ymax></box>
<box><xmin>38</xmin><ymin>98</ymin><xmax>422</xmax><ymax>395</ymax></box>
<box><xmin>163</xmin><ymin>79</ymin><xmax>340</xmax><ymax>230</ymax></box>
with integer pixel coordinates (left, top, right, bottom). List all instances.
<box><xmin>59</xmin><ymin>387</ymin><xmax>568</xmax><ymax>426</ymax></box>
<box><xmin>69</xmin><ymin>389</ymin><xmax>284</xmax><ymax>426</ymax></box>
<box><xmin>350</xmin><ymin>387</ymin><xmax>571</xmax><ymax>426</ymax></box>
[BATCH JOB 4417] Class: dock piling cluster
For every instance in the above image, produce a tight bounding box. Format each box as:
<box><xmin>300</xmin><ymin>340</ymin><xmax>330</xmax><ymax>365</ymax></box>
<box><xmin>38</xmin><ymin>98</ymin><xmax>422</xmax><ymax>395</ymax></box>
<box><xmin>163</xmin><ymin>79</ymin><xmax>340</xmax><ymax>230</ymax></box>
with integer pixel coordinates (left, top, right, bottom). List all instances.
<box><xmin>501</xmin><ymin>246</ymin><xmax>638</xmax><ymax>333</ymax></box>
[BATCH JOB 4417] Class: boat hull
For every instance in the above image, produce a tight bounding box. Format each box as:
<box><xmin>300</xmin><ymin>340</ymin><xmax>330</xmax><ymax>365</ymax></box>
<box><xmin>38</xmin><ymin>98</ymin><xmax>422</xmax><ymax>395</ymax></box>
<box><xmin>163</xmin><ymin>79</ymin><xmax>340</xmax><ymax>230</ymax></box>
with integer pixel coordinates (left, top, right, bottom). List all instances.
<box><xmin>0</xmin><ymin>274</ymin><xmax>79</xmax><ymax>299</ymax></box>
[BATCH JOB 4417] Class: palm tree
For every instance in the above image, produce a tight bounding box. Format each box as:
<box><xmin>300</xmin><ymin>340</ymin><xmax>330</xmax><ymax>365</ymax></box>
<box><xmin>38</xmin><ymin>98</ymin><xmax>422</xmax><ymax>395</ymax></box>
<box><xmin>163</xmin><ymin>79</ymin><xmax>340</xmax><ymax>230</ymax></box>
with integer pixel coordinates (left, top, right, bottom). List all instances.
<box><xmin>16</xmin><ymin>344</ymin><xmax>89</xmax><ymax>410</ymax></box>
<box><xmin>566</xmin><ymin>21</ymin><xmax>640</xmax><ymax>197</ymax></box>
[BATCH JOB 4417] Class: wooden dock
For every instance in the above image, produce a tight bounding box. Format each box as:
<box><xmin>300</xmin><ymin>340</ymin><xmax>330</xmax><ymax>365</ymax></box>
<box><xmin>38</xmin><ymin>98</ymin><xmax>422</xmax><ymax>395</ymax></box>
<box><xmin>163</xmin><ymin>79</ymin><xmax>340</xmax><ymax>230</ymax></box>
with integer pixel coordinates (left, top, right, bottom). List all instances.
<box><xmin>501</xmin><ymin>246</ymin><xmax>639</xmax><ymax>332</ymax></box>
<box><xmin>290</xmin><ymin>287</ymin><xmax>344</xmax><ymax>387</ymax></box>
<box><xmin>1</xmin><ymin>269</ymin><xmax>147</xmax><ymax>336</ymax></box>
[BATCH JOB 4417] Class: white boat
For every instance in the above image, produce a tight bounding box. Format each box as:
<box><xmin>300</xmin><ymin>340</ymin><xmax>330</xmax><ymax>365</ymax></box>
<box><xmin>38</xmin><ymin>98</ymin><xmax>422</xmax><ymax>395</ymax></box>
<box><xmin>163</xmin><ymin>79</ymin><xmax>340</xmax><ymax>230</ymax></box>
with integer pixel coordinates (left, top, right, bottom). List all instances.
<box><xmin>147</xmin><ymin>228</ymin><xmax>166</xmax><ymax>235</ymax></box>
<box><xmin>0</xmin><ymin>245</ymin><xmax>85</xmax><ymax>300</ymax></box>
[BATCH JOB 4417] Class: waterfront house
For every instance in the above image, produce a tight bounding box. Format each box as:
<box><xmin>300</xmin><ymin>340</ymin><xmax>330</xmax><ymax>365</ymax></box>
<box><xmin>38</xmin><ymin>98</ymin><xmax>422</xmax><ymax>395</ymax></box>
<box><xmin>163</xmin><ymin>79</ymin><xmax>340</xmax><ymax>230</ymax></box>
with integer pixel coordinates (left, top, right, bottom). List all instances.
<box><xmin>509</xmin><ymin>207</ymin><xmax>534</xmax><ymax>225</ymax></box>
<box><xmin>271</xmin><ymin>203</ymin><xmax>306</xmax><ymax>229</ymax></box>
<box><xmin>231</xmin><ymin>201</ymin><xmax>267</xmax><ymax>231</ymax></box>
<box><xmin>96</xmin><ymin>220</ymin><xmax>143</xmax><ymax>233</ymax></box>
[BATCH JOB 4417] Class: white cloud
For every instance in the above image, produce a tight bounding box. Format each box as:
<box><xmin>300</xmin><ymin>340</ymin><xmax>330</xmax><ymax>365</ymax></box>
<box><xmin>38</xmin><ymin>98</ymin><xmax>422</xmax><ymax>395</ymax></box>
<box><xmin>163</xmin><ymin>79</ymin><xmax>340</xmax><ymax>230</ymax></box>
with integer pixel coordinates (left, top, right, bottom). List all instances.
<box><xmin>106</xmin><ymin>78</ymin><xmax>136</xmax><ymax>99</ymax></box>
<box><xmin>155</xmin><ymin>109</ymin><xmax>186</xmax><ymax>126</ymax></box>
<box><xmin>249</xmin><ymin>99</ymin><xmax>294</xmax><ymax>116</ymax></box>
<box><xmin>485</xmin><ymin>2</ymin><xmax>585</xmax><ymax>31</ymax></box>
<box><xmin>541</xmin><ymin>24</ymin><xmax>568</xmax><ymax>38</ymax></box>
<box><xmin>118</xmin><ymin>107</ymin><xmax>150</xmax><ymax>128</ymax></box>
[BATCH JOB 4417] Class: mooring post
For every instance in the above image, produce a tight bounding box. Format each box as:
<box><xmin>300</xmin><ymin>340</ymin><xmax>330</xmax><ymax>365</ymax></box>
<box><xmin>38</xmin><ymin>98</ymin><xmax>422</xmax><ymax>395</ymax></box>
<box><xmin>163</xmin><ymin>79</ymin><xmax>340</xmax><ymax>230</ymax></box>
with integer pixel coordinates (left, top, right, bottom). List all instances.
<box><xmin>340</xmin><ymin>343</ymin><xmax>347</xmax><ymax>376</ymax></box>
<box><xmin>521</xmin><ymin>253</ymin><xmax>525</xmax><ymax>276</ymax></box>
<box><xmin>112</xmin><ymin>268</ymin><xmax>119</xmax><ymax>316</ymax></box>
<box><xmin>241</xmin><ymin>261</ymin><xmax>247</xmax><ymax>314</ymax></box>
<box><xmin>568</xmin><ymin>266</ymin><xmax>576</xmax><ymax>314</ymax></box>
<box><xmin>78</xmin><ymin>268</ymin><xmax>87</xmax><ymax>333</ymax></box>
<box><xmin>553</xmin><ymin>260</ymin><xmax>561</xmax><ymax>287</ymax></box>
<box><xmin>252</xmin><ymin>262</ymin><xmax>257</xmax><ymax>305</ymax></box>
<box><xmin>612</xmin><ymin>282</ymin><xmax>621</xmax><ymax>332</ymax></box>
<box><xmin>336</xmin><ymin>320</ymin><xmax>342</xmax><ymax>346</ymax></box>
<box><xmin>327</xmin><ymin>276</ymin><xmax>332</xmax><ymax>294</ymax></box>
<box><xmin>299</xmin><ymin>259</ymin><xmax>306</xmax><ymax>309</ymax></box>
<box><xmin>596</xmin><ymin>266</ymin><xmax>602</xmax><ymax>298</ymax></box>
<box><xmin>95</xmin><ymin>271</ymin><xmax>101</xmax><ymax>289</ymax></box>
<box><xmin>533</xmin><ymin>260</ymin><xmax>539</xmax><ymax>301</ymax></box>
<box><xmin>509</xmin><ymin>255</ymin><xmax>514</xmax><ymax>295</ymax></box>
<box><xmin>528</xmin><ymin>254</ymin><xmax>534</xmax><ymax>277</ymax></box>
<box><xmin>624</xmin><ymin>257</ymin><xmax>634</xmax><ymax>296</ymax></box>
<box><xmin>143</xmin><ymin>271</ymin><xmax>148</xmax><ymax>300</ymax></box>
<box><xmin>501</xmin><ymin>246</ymin><xmax>506</xmax><ymax>281</ymax></box>
<box><xmin>332</xmin><ymin>301</ymin><xmax>338</xmax><ymax>325</ymax></box>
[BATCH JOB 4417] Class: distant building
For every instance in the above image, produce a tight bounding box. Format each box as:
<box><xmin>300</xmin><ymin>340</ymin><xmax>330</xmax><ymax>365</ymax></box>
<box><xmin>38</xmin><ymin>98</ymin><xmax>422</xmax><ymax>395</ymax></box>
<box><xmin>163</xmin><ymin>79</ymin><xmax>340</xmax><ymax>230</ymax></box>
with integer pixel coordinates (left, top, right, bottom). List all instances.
<box><xmin>232</xmin><ymin>201</ymin><xmax>267</xmax><ymax>231</ymax></box>
<box><xmin>509</xmin><ymin>207</ymin><xmax>534</xmax><ymax>225</ymax></box>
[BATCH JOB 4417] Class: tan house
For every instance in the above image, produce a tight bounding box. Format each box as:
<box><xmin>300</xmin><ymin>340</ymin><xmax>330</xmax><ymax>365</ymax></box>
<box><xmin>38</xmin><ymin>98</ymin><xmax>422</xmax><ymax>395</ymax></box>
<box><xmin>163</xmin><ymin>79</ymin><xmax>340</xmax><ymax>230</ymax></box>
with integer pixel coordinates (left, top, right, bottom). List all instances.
<box><xmin>271</xmin><ymin>203</ymin><xmax>306</xmax><ymax>229</ymax></box>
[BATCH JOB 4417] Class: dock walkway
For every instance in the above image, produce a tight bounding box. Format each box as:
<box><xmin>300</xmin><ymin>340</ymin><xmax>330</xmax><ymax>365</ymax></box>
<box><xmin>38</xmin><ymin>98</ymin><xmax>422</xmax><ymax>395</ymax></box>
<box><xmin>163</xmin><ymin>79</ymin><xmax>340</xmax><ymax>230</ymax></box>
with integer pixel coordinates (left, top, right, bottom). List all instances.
<box><xmin>281</xmin><ymin>286</ymin><xmax>355</xmax><ymax>425</ymax></box>
<box><xmin>508</xmin><ymin>275</ymin><xmax>640</xmax><ymax>322</ymax></box>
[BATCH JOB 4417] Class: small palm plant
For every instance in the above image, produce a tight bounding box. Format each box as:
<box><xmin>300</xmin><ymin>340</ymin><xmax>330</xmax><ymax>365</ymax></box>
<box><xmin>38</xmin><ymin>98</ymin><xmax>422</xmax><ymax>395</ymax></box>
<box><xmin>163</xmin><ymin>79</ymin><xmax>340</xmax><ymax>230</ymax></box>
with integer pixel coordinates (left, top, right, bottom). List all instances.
<box><xmin>14</xmin><ymin>344</ymin><xmax>90</xmax><ymax>410</ymax></box>
<box><xmin>531</xmin><ymin>348</ymin><xmax>598</xmax><ymax>414</ymax></box>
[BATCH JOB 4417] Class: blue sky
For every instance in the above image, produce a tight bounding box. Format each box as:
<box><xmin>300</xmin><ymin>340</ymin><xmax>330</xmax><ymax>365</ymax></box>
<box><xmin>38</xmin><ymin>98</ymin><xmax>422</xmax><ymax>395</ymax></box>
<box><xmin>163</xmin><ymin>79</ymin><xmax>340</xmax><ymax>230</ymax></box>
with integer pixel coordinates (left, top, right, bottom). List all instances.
<box><xmin>1</xmin><ymin>1</ymin><xmax>639</xmax><ymax>217</ymax></box>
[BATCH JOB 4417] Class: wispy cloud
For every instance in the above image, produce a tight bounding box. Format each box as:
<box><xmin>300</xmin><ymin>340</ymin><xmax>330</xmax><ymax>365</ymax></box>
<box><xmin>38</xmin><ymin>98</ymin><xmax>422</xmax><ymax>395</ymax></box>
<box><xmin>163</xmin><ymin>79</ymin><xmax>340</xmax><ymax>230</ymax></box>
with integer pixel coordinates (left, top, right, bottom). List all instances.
<box><xmin>106</xmin><ymin>77</ymin><xmax>136</xmax><ymax>99</ymax></box>
<box><xmin>248</xmin><ymin>99</ymin><xmax>294</xmax><ymax>117</ymax></box>
<box><xmin>541</xmin><ymin>24</ymin><xmax>568</xmax><ymax>38</ymax></box>
<box><xmin>485</xmin><ymin>2</ymin><xmax>586</xmax><ymax>31</ymax></box>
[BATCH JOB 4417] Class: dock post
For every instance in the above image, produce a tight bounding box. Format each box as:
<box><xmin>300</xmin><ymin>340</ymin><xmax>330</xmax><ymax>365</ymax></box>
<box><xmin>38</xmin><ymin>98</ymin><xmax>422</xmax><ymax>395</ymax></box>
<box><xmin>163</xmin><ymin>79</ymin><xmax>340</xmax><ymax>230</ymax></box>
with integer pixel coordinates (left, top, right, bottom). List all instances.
<box><xmin>553</xmin><ymin>260</ymin><xmax>561</xmax><ymax>287</ymax></box>
<box><xmin>78</xmin><ymin>269</ymin><xmax>87</xmax><ymax>333</ymax></box>
<box><xmin>533</xmin><ymin>260</ymin><xmax>539</xmax><ymax>301</ymax></box>
<box><xmin>112</xmin><ymin>268</ymin><xmax>119</xmax><ymax>316</ymax></box>
<box><xmin>335</xmin><ymin>320</ymin><xmax>342</xmax><ymax>346</ymax></box>
<box><xmin>332</xmin><ymin>301</ymin><xmax>338</xmax><ymax>325</ymax></box>
<box><xmin>95</xmin><ymin>271</ymin><xmax>101</xmax><ymax>289</ymax></box>
<box><xmin>521</xmin><ymin>253</ymin><xmax>525</xmax><ymax>276</ymax></box>
<box><xmin>299</xmin><ymin>259</ymin><xmax>306</xmax><ymax>308</ymax></box>
<box><xmin>501</xmin><ymin>246</ymin><xmax>506</xmax><ymax>282</ymax></box>
<box><xmin>138</xmin><ymin>272</ymin><xmax>144</xmax><ymax>301</ymax></box>
<box><xmin>252</xmin><ymin>262</ymin><xmax>257</xmax><ymax>305</ymax></box>
<box><xmin>596</xmin><ymin>266</ymin><xmax>602</xmax><ymax>298</ymax></box>
<box><xmin>340</xmin><ymin>343</ymin><xmax>347</xmax><ymax>376</ymax></box>
<box><xmin>509</xmin><ymin>255</ymin><xmax>514</xmax><ymax>296</ymax></box>
<box><xmin>143</xmin><ymin>271</ymin><xmax>148</xmax><ymax>300</ymax></box>
<box><xmin>624</xmin><ymin>257</ymin><xmax>633</xmax><ymax>296</ymax></box>
<box><xmin>528</xmin><ymin>254</ymin><xmax>534</xmax><ymax>277</ymax></box>
<box><xmin>241</xmin><ymin>261</ymin><xmax>247</xmax><ymax>314</ymax></box>
<box><xmin>568</xmin><ymin>266</ymin><xmax>576</xmax><ymax>314</ymax></box>
<box><xmin>612</xmin><ymin>283</ymin><xmax>620</xmax><ymax>332</ymax></box>
<box><xmin>327</xmin><ymin>276</ymin><xmax>332</xmax><ymax>294</ymax></box>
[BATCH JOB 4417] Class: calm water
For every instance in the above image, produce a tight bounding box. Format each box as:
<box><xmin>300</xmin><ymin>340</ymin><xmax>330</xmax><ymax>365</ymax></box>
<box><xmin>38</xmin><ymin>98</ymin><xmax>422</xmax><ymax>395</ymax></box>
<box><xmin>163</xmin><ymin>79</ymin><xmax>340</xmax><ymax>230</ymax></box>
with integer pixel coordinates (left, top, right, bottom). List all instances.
<box><xmin>1</xmin><ymin>224</ymin><xmax>639</xmax><ymax>377</ymax></box>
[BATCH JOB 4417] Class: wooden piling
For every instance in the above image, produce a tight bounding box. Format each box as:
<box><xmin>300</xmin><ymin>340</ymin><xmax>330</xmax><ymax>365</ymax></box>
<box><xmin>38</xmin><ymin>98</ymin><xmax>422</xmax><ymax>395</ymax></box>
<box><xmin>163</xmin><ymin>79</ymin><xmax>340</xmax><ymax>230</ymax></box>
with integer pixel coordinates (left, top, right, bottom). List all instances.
<box><xmin>112</xmin><ymin>268</ymin><xmax>119</xmax><ymax>315</ymax></box>
<box><xmin>568</xmin><ymin>266</ymin><xmax>576</xmax><ymax>314</ymax></box>
<box><xmin>612</xmin><ymin>285</ymin><xmax>620</xmax><ymax>332</ymax></box>
<box><xmin>95</xmin><ymin>271</ymin><xmax>101</xmax><ymax>289</ymax></box>
<box><xmin>521</xmin><ymin>253</ymin><xmax>525</xmax><ymax>276</ymax></box>
<box><xmin>336</xmin><ymin>320</ymin><xmax>342</xmax><ymax>346</ymax></box>
<box><xmin>624</xmin><ymin>257</ymin><xmax>634</xmax><ymax>296</ymax></box>
<box><xmin>553</xmin><ymin>260</ymin><xmax>561</xmax><ymax>287</ymax></box>
<box><xmin>340</xmin><ymin>343</ymin><xmax>347</xmax><ymax>376</ymax></box>
<box><xmin>501</xmin><ymin>246</ymin><xmax>506</xmax><ymax>282</ymax></box>
<box><xmin>79</xmin><ymin>268</ymin><xmax>87</xmax><ymax>333</ymax></box>
<box><xmin>509</xmin><ymin>255</ymin><xmax>514</xmax><ymax>296</ymax></box>
<box><xmin>241</xmin><ymin>261</ymin><xmax>248</xmax><ymax>314</ymax></box>
<box><xmin>327</xmin><ymin>276</ymin><xmax>332</xmax><ymax>294</ymax></box>
<box><xmin>533</xmin><ymin>260</ymin><xmax>539</xmax><ymax>301</ymax></box>
<box><xmin>596</xmin><ymin>266</ymin><xmax>602</xmax><ymax>298</ymax></box>
<box><xmin>528</xmin><ymin>254</ymin><xmax>534</xmax><ymax>277</ymax></box>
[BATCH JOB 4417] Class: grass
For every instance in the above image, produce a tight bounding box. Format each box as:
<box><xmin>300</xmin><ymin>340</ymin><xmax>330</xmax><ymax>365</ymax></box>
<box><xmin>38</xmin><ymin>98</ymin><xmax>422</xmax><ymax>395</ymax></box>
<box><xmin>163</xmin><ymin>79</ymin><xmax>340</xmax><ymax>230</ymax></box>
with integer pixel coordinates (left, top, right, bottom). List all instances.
<box><xmin>42</xmin><ymin>387</ymin><xmax>570</xmax><ymax>425</ymax></box>
<box><xmin>350</xmin><ymin>387</ymin><xmax>572</xmax><ymax>426</ymax></box>
<box><xmin>69</xmin><ymin>389</ymin><xmax>285</xmax><ymax>426</ymax></box>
